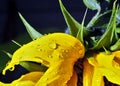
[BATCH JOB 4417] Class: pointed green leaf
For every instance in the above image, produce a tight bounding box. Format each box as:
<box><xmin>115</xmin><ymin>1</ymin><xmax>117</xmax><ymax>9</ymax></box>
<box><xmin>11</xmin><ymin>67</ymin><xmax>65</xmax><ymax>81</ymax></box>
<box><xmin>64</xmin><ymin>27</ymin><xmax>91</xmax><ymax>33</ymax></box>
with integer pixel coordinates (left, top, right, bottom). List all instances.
<box><xmin>59</xmin><ymin>0</ymin><xmax>80</xmax><ymax>37</ymax></box>
<box><xmin>116</xmin><ymin>27</ymin><xmax>120</xmax><ymax>33</ymax></box>
<box><xmin>91</xmin><ymin>1</ymin><xmax>118</xmax><ymax>50</ymax></box>
<box><xmin>86</xmin><ymin>11</ymin><xmax>100</xmax><ymax>29</ymax></box>
<box><xmin>19</xmin><ymin>13</ymin><xmax>43</xmax><ymax>40</ymax></box>
<box><xmin>91</xmin><ymin>10</ymin><xmax>111</xmax><ymax>27</ymax></box>
<box><xmin>59</xmin><ymin>0</ymin><xmax>89</xmax><ymax>43</ymax></box>
<box><xmin>110</xmin><ymin>39</ymin><xmax>120</xmax><ymax>51</ymax></box>
<box><xmin>105</xmin><ymin>0</ymin><xmax>111</xmax><ymax>3</ymax></box>
<box><xmin>20</xmin><ymin>62</ymin><xmax>48</xmax><ymax>72</ymax></box>
<box><xmin>76</xmin><ymin>8</ymin><xmax>88</xmax><ymax>43</ymax></box>
<box><xmin>117</xmin><ymin>7</ymin><xmax>120</xmax><ymax>23</ymax></box>
<box><xmin>2</xmin><ymin>51</ymin><xmax>12</xmax><ymax>58</ymax></box>
<box><xmin>83</xmin><ymin>0</ymin><xmax>100</xmax><ymax>11</ymax></box>
<box><xmin>12</xmin><ymin>40</ymin><xmax>22</xmax><ymax>47</ymax></box>
<box><xmin>83</xmin><ymin>0</ymin><xmax>101</xmax><ymax>29</ymax></box>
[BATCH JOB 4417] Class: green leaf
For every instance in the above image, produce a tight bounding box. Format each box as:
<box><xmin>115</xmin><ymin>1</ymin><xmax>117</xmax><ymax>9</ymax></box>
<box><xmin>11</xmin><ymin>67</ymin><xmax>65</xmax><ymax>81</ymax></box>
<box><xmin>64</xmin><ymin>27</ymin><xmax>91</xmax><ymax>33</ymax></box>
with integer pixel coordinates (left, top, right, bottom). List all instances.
<box><xmin>2</xmin><ymin>51</ymin><xmax>12</xmax><ymax>58</ymax></box>
<box><xmin>116</xmin><ymin>27</ymin><xmax>120</xmax><ymax>33</ymax></box>
<box><xmin>11</xmin><ymin>40</ymin><xmax>22</xmax><ymax>47</ymax></box>
<box><xmin>110</xmin><ymin>39</ymin><xmax>120</xmax><ymax>51</ymax></box>
<box><xmin>76</xmin><ymin>8</ymin><xmax>88</xmax><ymax>43</ymax></box>
<box><xmin>105</xmin><ymin>0</ymin><xmax>111</xmax><ymax>3</ymax></box>
<box><xmin>59</xmin><ymin>0</ymin><xmax>89</xmax><ymax>43</ymax></box>
<box><xmin>83</xmin><ymin>0</ymin><xmax>101</xmax><ymax>29</ymax></box>
<box><xmin>90</xmin><ymin>1</ymin><xmax>118</xmax><ymax>50</ymax></box>
<box><xmin>19</xmin><ymin>13</ymin><xmax>43</xmax><ymax>40</ymax></box>
<box><xmin>0</xmin><ymin>53</ymin><xmax>10</xmax><ymax>71</ymax></box>
<box><xmin>117</xmin><ymin>7</ymin><xmax>120</xmax><ymax>24</ymax></box>
<box><xmin>83</xmin><ymin>0</ymin><xmax>100</xmax><ymax>10</ymax></box>
<box><xmin>20</xmin><ymin>62</ymin><xmax>48</xmax><ymax>72</ymax></box>
<box><xmin>91</xmin><ymin>10</ymin><xmax>111</xmax><ymax>27</ymax></box>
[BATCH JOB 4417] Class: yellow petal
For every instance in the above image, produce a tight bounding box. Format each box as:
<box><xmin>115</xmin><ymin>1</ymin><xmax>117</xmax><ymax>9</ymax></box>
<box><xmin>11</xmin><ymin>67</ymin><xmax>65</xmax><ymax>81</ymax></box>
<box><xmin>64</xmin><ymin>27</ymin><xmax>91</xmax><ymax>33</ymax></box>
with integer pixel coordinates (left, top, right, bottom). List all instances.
<box><xmin>83</xmin><ymin>59</ymin><xmax>94</xmax><ymax>86</ymax></box>
<box><xmin>83</xmin><ymin>59</ymin><xmax>104</xmax><ymax>86</ymax></box>
<box><xmin>91</xmin><ymin>68</ymin><xmax>104</xmax><ymax>86</ymax></box>
<box><xmin>3</xmin><ymin>33</ymin><xmax>85</xmax><ymax>85</ymax></box>
<box><xmin>67</xmin><ymin>70</ymin><xmax>78</xmax><ymax>86</ymax></box>
<box><xmin>88</xmin><ymin>52</ymin><xmax>120</xmax><ymax>85</ymax></box>
<box><xmin>0</xmin><ymin>72</ymin><xmax>43</xmax><ymax>86</ymax></box>
<box><xmin>35</xmin><ymin>62</ymin><xmax>75</xmax><ymax>86</ymax></box>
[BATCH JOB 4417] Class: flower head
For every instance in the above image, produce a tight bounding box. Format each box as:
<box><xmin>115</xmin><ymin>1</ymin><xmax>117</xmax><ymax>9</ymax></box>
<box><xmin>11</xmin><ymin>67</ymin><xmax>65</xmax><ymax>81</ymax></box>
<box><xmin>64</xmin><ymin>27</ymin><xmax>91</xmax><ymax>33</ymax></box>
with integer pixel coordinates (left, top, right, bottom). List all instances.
<box><xmin>2</xmin><ymin>33</ymin><xmax>85</xmax><ymax>86</ymax></box>
<box><xmin>83</xmin><ymin>51</ymin><xmax>120</xmax><ymax>86</ymax></box>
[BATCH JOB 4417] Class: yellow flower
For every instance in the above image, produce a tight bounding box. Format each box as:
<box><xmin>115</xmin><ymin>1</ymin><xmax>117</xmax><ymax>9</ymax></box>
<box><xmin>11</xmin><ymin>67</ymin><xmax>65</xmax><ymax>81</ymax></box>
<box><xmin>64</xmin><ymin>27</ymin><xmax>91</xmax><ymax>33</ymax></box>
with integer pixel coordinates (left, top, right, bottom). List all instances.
<box><xmin>83</xmin><ymin>58</ymin><xmax>104</xmax><ymax>86</ymax></box>
<box><xmin>2</xmin><ymin>33</ymin><xmax>85</xmax><ymax>86</ymax></box>
<box><xmin>83</xmin><ymin>51</ymin><xmax>120</xmax><ymax>86</ymax></box>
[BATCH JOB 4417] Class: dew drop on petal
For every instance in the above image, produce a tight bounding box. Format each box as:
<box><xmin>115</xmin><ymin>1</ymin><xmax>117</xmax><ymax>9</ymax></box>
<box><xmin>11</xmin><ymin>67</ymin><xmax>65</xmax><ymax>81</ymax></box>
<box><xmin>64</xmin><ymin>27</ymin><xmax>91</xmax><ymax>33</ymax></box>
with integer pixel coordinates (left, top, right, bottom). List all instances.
<box><xmin>38</xmin><ymin>48</ymin><xmax>42</xmax><ymax>51</ymax></box>
<box><xmin>48</xmin><ymin>55</ymin><xmax>53</xmax><ymax>58</ymax></box>
<box><xmin>79</xmin><ymin>50</ymin><xmax>83</xmax><ymax>55</ymax></box>
<box><xmin>49</xmin><ymin>43</ymin><xmax>57</xmax><ymax>49</ymax></box>
<box><xmin>64</xmin><ymin>50</ymin><xmax>69</xmax><ymax>53</ymax></box>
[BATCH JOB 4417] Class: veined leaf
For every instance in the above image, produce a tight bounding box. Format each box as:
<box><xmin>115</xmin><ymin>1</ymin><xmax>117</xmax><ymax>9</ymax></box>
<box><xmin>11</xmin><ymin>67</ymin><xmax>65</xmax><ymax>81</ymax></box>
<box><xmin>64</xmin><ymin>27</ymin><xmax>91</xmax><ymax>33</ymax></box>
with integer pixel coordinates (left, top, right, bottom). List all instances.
<box><xmin>83</xmin><ymin>0</ymin><xmax>100</xmax><ymax>11</ymax></box>
<box><xmin>59</xmin><ymin>0</ymin><xmax>89</xmax><ymax>43</ymax></box>
<box><xmin>90</xmin><ymin>1</ymin><xmax>118</xmax><ymax>50</ymax></box>
<box><xmin>19</xmin><ymin>13</ymin><xmax>43</xmax><ymax>40</ymax></box>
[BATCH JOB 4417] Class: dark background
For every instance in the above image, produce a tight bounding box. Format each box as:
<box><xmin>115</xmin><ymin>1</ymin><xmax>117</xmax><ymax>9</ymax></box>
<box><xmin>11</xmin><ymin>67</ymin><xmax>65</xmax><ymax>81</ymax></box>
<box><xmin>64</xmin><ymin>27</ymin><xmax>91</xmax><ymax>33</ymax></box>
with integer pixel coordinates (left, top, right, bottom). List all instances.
<box><xmin>0</xmin><ymin>0</ymin><xmax>118</xmax><ymax>83</ymax></box>
<box><xmin>0</xmin><ymin>0</ymin><xmax>96</xmax><ymax>44</ymax></box>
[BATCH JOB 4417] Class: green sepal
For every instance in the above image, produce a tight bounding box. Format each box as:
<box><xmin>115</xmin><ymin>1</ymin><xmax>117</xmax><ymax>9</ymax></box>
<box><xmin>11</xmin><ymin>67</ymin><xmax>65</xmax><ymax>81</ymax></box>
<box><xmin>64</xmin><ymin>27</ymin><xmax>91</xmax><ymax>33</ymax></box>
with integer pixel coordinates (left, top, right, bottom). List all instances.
<box><xmin>91</xmin><ymin>10</ymin><xmax>111</xmax><ymax>27</ymax></box>
<box><xmin>117</xmin><ymin>7</ymin><xmax>120</xmax><ymax>24</ymax></box>
<box><xmin>59</xmin><ymin>0</ymin><xmax>89</xmax><ymax>43</ymax></box>
<box><xmin>90</xmin><ymin>1</ymin><xmax>118</xmax><ymax>50</ymax></box>
<box><xmin>76</xmin><ymin>9</ymin><xmax>88</xmax><ymax>43</ymax></box>
<box><xmin>116</xmin><ymin>27</ymin><xmax>120</xmax><ymax>33</ymax></box>
<box><xmin>110</xmin><ymin>39</ymin><xmax>120</xmax><ymax>51</ymax></box>
<box><xmin>83</xmin><ymin>0</ymin><xmax>101</xmax><ymax>29</ymax></box>
<box><xmin>11</xmin><ymin>40</ymin><xmax>22</xmax><ymax>47</ymax></box>
<box><xmin>83</xmin><ymin>0</ymin><xmax>100</xmax><ymax>11</ymax></box>
<box><xmin>20</xmin><ymin>62</ymin><xmax>48</xmax><ymax>72</ymax></box>
<box><xmin>19</xmin><ymin>13</ymin><xmax>43</xmax><ymax>40</ymax></box>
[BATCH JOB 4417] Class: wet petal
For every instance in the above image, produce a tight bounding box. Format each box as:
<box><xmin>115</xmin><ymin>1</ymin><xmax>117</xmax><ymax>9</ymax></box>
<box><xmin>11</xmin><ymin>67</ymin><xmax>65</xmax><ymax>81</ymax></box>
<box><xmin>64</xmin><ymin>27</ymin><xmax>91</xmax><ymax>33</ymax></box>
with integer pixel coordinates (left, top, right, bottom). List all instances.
<box><xmin>67</xmin><ymin>71</ymin><xmax>78</xmax><ymax>86</ymax></box>
<box><xmin>88</xmin><ymin>52</ymin><xmax>120</xmax><ymax>85</ymax></box>
<box><xmin>83</xmin><ymin>59</ymin><xmax>104</xmax><ymax>86</ymax></box>
<box><xmin>2</xmin><ymin>33</ymin><xmax>85</xmax><ymax>86</ymax></box>
<box><xmin>0</xmin><ymin>72</ymin><xmax>43</xmax><ymax>86</ymax></box>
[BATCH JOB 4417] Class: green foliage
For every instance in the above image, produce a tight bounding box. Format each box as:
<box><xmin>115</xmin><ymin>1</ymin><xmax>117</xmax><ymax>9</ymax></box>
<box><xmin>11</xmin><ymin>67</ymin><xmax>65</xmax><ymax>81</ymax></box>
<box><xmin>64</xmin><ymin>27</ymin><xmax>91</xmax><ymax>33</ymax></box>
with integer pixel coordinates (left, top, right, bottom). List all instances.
<box><xmin>59</xmin><ymin>0</ymin><xmax>120</xmax><ymax>51</ymax></box>
<box><xmin>83</xmin><ymin>0</ymin><xmax>100</xmax><ymax>11</ymax></box>
<box><xmin>19</xmin><ymin>13</ymin><xmax>43</xmax><ymax>40</ymax></box>
<box><xmin>91</xmin><ymin>1</ymin><xmax>118</xmax><ymax>50</ymax></box>
<box><xmin>117</xmin><ymin>8</ymin><xmax>120</xmax><ymax>24</ymax></box>
<box><xmin>59</xmin><ymin>0</ymin><xmax>89</xmax><ymax>43</ymax></box>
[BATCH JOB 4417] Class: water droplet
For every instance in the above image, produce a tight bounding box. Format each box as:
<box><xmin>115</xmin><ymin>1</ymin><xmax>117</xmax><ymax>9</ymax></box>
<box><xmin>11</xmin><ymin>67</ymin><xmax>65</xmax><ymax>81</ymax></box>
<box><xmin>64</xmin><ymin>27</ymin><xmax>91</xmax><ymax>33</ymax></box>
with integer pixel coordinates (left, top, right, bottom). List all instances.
<box><xmin>38</xmin><ymin>48</ymin><xmax>42</xmax><ymax>51</ymax></box>
<box><xmin>34</xmin><ymin>57</ymin><xmax>43</xmax><ymax>63</ymax></box>
<box><xmin>44</xmin><ymin>78</ymin><xmax>49</xmax><ymax>81</ymax></box>
<box><xmin>49</xmin><ymin>43</ymin><xmax>57</xmax><ymax>49</ymax></box>
<box><xmin>64</xmin><ymin>50</ymin><xmax>68</xmax><ymax>53</ymax></box>
<box><xmin>48</xmin><ymin>55</ymin><xmax>53</xmax><ymax>58</ymax></box>
<box><xmin>79</xmin><ymin>50</ymin><xmax>83</xmax><ymax>55</ymax></box>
